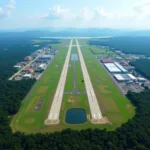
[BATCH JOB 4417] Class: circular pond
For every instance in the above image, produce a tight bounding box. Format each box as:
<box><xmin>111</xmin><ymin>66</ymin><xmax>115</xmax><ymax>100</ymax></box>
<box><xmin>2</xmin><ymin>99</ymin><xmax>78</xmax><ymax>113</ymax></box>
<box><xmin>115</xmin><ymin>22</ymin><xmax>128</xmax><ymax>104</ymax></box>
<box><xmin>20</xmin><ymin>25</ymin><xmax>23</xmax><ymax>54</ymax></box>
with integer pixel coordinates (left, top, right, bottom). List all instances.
<box><xmin>65</xmin><ymin>109</ymin><xmax>86</xmax><ymax>124</ymax></box>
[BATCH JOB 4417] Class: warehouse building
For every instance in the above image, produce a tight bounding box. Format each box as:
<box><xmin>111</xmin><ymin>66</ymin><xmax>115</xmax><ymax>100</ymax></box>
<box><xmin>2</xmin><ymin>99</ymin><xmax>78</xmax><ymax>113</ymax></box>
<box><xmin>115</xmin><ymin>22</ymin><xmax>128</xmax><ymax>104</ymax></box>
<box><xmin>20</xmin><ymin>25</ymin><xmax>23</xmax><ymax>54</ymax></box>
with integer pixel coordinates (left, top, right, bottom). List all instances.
<box><xmin>41</xmin><ymin>55</ymin><xmax>53</xmax><ymax>59</ymax></box>
<box><xmin>138</xmin><ymin>77</ymin><xmax>146</xmax><ymax>82</ymax></box>
<box><xmin>114</xmin><ymin>74</ymin><xmax>131</xmax><ymax>82</ymax></box>
<box><xmin>114</xmin><ymin>62</ymin><xmax>128</xmax><ymax>73</ymax></box>
<box><xmin>38</xmin><ymin>63</ymin><xmax>46</xmax><ymax>71</ymax></box>
<box><xmin>101</xmin><ymin>59</ymin><xmax>114</xmax><ymax>63</ymax></box>
<box><xmin>104</xmin><ymin>63</ymin><xmax>122</xmax><ymax>73</ymax></box>
<box><xmin>127</xmin><ymin>74</ymin><xmax>137</xmax><ymax>81</ymax></box>
<box><xmin>23</xmin><ymin>74</ymin><xmax>32</xmax><ymax>79</ymax></box>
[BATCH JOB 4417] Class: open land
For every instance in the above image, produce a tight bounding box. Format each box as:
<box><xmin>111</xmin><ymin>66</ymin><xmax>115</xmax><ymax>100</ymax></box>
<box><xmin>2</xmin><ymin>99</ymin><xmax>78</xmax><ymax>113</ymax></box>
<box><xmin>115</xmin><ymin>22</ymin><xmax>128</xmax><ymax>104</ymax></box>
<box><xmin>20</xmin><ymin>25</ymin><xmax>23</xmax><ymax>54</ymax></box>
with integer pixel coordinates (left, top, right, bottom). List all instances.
<box><xmin>11</xmin><ymin>39</ymin><xmax>135</xmax><ymax>133</ymax></box>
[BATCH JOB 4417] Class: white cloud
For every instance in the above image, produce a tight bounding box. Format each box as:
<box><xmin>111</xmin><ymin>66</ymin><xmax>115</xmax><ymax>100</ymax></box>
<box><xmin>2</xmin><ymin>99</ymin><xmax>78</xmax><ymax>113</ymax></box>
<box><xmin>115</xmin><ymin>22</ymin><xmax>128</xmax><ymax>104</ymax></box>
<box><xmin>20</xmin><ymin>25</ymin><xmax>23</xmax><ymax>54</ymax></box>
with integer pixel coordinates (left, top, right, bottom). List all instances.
<box><xmin>6</xmin><ymin>0</ymin><xmax>16</xmax><ymax>16</ymax></box>
<box><xmin>27</xmin><ymin>2</ymin><xmax>150</xmax><ymax>29</ymax></box>
<box><xmin>95</xmin><ymin>7</ymin><xmax>108</xmax><ymax>18</ymax></box>
<box><xmin>75</xmin><ymin>8</ymin><xmax>94</xmax><ymax>21</ymax></box>
<box><xmin>0</xmin><ymin>7</ymin><xmax>4</xmax><ymax>17</ymax></box>
<box><xmin>42</xmin><ymin>4</ymin><xmax>69</xmax><ymax>20</ymax></box>
<box><xmin>134</xmin><ymin>0</ymin><xmax>150</xmax><ymax>15</ymax></box>
<box><xmin>0</xmin><ymin>0</ymin><xmax>16</xmax><ymax>19</ymax></box>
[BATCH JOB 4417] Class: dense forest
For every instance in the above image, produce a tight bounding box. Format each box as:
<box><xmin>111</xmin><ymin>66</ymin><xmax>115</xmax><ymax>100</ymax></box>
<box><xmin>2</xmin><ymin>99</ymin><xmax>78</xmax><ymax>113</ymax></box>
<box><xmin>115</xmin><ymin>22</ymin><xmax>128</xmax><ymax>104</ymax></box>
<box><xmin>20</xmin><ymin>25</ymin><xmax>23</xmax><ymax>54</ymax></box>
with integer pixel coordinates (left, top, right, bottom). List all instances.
<box><xmin>89</xmin><ymin>37</ymin><xmax>150</xmax><ymax>56</ymax></box>
<box><xmin>0</xmin><ymin>35</ymin><xmax>150</xmax><ymax>149</ymax></box>
<box><xmin>130</xmin><ymin>59</ymin><xmax>150</xmax><ymax>80</ymax></box>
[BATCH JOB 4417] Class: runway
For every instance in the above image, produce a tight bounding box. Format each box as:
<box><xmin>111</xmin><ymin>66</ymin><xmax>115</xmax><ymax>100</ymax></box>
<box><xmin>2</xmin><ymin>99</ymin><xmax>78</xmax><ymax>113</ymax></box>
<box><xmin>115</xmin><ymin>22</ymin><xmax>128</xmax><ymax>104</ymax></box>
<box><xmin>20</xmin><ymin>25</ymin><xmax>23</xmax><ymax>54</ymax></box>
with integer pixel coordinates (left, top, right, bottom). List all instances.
<box><xmin>76</xmin><ymin>39</ymin><xmax>104</xmax><ymax>123</ymax></box>
<box><xmin>45</xmin><ymin>40</ymin><xmax>73</xmax><ymax>124</ymax></box>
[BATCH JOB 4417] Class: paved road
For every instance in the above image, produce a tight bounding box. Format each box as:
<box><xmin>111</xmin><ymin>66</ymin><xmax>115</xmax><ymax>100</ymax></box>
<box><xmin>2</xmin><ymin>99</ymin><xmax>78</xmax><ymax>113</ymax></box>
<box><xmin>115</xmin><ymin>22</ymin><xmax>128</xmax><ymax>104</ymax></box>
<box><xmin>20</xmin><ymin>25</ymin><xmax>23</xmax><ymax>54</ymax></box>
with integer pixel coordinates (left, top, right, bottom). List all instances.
<box><xmin>72</xmin><ymin>48</ymin><xmax>78</xmax><ymax>93</ymax></box>
<box><xmin>45</xmin><ymin>40</ymin><xmax>73</xmax><ymax>124</ymax></box>
<box><xmin>76</xmin><ymin>39</ymin><xmax>103</xmax><ymax>122</ymax></box>
<box><xmin>9</xmin><ymin>50</ymin><xmax>48</xmax><ymax>80</ymax></box>
<box><xmin>64</xmin><ymin>92</ymin><xmax>86</xmax><ymax>95</ymax></box>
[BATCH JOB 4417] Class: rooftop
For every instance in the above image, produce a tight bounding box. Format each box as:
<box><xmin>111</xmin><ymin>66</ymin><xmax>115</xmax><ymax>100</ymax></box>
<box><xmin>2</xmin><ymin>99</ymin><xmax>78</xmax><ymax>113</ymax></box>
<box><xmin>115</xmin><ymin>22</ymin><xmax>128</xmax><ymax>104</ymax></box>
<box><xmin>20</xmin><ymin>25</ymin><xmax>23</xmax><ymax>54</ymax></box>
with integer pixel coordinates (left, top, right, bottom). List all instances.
<box><xmin>104</xmin><ymin>63</ymin><xmax>122</xmax><ymax>73</ymax></box>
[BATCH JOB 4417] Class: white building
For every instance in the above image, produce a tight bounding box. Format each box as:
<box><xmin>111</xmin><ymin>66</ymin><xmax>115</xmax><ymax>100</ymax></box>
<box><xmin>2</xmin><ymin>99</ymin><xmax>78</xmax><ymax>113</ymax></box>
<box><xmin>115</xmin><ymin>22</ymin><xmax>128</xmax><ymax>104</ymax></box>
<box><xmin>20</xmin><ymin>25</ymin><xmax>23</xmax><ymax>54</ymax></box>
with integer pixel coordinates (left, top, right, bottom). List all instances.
<box><xmin>127</xmin><ymin>74</ymin><xmax>137</xmax><ymax>81</ymax></box>
<box><xmin>23</xmin><ymin>74</ymin><xmax>32</xmax><ymax>78</ymax></box>
<box><xmin>114</xmin><ymin>62</ymin><xmax>128</xmax><ymax>73</ymax></box>
<box><xmin>114</xmin><ymin>74</ymin><xmax>126</xmax><ymax>81</ymax></box>
<box><xmin>104</xmin><ymin>63</ymin><xmax>121</xmax><ymax>73</ymax></box>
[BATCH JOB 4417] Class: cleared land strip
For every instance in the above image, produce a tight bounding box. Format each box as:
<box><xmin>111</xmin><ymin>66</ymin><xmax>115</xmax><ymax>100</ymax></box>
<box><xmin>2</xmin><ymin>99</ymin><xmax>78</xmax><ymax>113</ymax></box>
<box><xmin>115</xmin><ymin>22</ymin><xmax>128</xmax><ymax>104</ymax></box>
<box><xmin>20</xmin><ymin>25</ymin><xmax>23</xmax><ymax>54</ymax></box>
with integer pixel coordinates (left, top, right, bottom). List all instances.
<box><xmin>45</xmin><ymin>40</ymin><xmax>73</xmax><ymax>125</ymax></box>
<box><xmin>76</xmin><ymin>39</ymin><xmax>105</xmax><ymax>124</ymax></box>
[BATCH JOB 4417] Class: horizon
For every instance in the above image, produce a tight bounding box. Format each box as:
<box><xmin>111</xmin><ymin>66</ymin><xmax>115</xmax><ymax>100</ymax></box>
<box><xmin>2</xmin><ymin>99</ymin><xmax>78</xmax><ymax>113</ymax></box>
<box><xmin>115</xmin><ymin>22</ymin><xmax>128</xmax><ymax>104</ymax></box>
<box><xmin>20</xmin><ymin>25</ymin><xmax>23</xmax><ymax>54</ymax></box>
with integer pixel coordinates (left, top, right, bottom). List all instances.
<box><xmin>0</xmin><ymin>0</ymin><xmax>150</xmax><ymax>30</ymax></box>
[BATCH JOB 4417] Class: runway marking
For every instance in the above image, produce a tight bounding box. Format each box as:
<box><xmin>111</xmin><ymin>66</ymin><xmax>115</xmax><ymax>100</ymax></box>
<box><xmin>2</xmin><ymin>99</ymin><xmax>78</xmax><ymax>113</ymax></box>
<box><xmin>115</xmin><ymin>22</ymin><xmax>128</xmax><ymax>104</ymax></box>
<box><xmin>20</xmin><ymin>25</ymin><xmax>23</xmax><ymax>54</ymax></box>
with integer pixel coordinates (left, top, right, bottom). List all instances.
<box><xmin>76</xmin><ymin>39</ymin><xmax>103</xmax><ymax>122</ymax></box>
<box><xmin>45</xmin><ymin>40</ymin><xmax>73</xmax><ymax>123</ymax></box>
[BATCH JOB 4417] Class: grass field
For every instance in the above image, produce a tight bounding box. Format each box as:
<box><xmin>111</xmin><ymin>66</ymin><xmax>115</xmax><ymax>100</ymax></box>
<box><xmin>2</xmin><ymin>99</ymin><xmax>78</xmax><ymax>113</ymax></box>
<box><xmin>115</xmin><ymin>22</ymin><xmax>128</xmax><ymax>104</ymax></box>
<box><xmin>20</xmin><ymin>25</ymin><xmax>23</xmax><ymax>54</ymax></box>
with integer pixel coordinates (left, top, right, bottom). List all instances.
<box><xmin>65</xmin><ymin>46</ymin><xmax>85</xmax><ymax>92</ymax></box>
<box><xmin>11</xmin><ymin>39</ymin><xmax>135</xmax><ymax>133</ymax></box>
<box><xmin>80</xmin><ymin>40</ymin><xmax>135</xmax><ymax>127</ymax></box>
<box><xmin>90</xmin><ymin>46</ymin><xmax>117</xmax><ymax>56</ymax></box>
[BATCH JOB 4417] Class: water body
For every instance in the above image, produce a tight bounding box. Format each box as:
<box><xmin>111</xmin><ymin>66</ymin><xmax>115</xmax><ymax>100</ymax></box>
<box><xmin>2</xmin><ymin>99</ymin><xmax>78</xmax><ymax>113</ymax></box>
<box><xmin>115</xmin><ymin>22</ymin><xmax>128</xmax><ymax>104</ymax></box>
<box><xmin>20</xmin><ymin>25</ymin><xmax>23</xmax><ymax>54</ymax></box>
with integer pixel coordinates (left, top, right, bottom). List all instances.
<box><xmin>71</xmin><ymin>54</ymin><xmax>78</xmax><ymax>61</ymax></box>
<box><xmin>66</xmin><ymin>109</ymin><xmax>86</xmax><ymax>124</ymax></box>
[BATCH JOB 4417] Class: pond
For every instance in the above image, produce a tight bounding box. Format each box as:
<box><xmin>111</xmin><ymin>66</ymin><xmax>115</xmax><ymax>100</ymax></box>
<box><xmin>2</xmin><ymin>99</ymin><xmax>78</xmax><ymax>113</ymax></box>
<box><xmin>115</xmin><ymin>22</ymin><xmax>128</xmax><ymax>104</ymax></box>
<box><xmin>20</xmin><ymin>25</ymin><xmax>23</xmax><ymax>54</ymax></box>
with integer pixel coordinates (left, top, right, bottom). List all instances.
<box><xmin>65</xmin><ymin>109</ymin><xmax>86</xmax><ymax>124</ymax></box>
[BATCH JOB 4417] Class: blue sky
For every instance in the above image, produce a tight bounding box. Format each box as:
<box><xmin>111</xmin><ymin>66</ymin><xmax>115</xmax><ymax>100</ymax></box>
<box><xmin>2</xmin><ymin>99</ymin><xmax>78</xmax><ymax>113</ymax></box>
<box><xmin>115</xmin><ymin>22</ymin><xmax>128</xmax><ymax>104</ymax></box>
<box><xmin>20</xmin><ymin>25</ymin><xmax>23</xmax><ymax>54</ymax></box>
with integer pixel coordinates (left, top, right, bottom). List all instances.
<box><xmin>0</xmin><ymin>0</ymin><xmax>150</xmax><ymax>29</ymax></box>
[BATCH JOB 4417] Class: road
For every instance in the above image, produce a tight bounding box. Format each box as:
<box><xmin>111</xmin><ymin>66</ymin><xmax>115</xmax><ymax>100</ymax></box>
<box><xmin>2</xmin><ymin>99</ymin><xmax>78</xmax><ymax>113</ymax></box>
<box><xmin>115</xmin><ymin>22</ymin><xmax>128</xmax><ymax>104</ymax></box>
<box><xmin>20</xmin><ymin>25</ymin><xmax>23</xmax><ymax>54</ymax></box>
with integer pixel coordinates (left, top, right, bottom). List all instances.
<box><xmin>76</xmin><ymin>39</ymin><xmax>104</xmax><ymax>123</ymax></box>
<box><xmin>9</xmin><ymin>50</ymin><xmax>48</xmax><ymax>81</ymax></box>
<box><xmin>45</xmin><ymin>40</ymin><xmax>73</xmax><ymax>124</ymax></box>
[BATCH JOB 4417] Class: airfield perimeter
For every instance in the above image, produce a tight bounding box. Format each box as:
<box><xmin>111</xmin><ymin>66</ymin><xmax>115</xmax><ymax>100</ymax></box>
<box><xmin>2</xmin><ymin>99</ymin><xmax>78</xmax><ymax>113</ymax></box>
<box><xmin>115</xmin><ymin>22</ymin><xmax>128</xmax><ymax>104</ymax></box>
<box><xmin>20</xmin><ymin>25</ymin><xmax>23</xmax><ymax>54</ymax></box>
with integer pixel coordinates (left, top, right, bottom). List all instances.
<box><xmin>11</xmin><ymin>39</ymin><xmax>135</xmax><ymax>133</ymax></box>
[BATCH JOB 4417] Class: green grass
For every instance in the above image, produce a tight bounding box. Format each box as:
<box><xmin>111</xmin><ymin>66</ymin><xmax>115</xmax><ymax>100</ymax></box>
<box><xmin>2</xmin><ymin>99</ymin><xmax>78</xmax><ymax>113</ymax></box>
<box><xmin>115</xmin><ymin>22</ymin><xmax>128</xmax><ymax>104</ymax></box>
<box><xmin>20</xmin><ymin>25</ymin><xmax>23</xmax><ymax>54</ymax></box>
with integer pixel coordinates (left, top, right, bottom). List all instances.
<box><xmin>72</xmin><ymin>39</ymin><xmax>77</xmax><ymax>45</ymax></box>
<box><xmin>65</xmin><ymin>46</ymin><xmax>85</xmax><ymax>92</ymax></box>
<box><xmin>90</xmin><ymin>45</ymin><xmax>117</xmax><ymax>56</ymax></box>
<box><xmin>81</xmin><ymin>45</ymin><xmax>135</xmax><ymax>126</ymax></box>
<box><xmin>64</xmin><ymin>47</ymin><xmax>74</xmax><ymax>92</ymax></box>
<box><xmin>11</xmin><ymin>39</ymin><xmax>135</xmax><ymax>133</ymax></box>
<box><xmin>11</xmin><ymin>42</ymin><xmax>69</xmax><ymax>133</ymax></box>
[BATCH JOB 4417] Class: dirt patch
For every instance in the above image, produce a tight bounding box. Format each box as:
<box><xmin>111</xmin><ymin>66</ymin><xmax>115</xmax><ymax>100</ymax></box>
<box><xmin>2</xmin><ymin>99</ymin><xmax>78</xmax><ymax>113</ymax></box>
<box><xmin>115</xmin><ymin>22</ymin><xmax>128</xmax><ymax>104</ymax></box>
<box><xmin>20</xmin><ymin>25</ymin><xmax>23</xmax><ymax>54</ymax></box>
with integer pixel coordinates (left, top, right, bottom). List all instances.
<box><xmin>25</xmin><ymin>96</ymin><xmax>41</xmax><ymax>114</ymax></box>
<box><xmin>38</xmin><ymin>86</ymin><xmax>48</xmax><ymax>94</ymax></box>
<box><xmin>91</xmin><ymin>116</ymin><xmax>112</xmax><ymax>125</ymax></box>
<box><xmin>104</xmin><ymin>117</ymin><xmax>112</xmax><ymax>125</ymax></box>
<box><xmin>44</xmin><ymin>119</ymin><xmax>60</xmax><ymax>125</ymax></box>
<box><xmin>87</xmin><ymin>114</ymin><xmax>90</xmax><ymax>120</ymax></box>
<box><xmin>68</xmin><ymin>96</ymin><xmax>74</xmax><ymax>103</ymax></box>
<box><xmin>34</xmin><ymin>100</ymin><xmax>44</xmax><ymax>111</ymax></box>
<box><xmin>24</xmin><ymin>118</ymin><xmax>35</xmax><ymax>124</ymax></box>
<box><xmin>98</xmin><ymin>85</ymin><xmax>111</xmax><ymax>94</ymax></box>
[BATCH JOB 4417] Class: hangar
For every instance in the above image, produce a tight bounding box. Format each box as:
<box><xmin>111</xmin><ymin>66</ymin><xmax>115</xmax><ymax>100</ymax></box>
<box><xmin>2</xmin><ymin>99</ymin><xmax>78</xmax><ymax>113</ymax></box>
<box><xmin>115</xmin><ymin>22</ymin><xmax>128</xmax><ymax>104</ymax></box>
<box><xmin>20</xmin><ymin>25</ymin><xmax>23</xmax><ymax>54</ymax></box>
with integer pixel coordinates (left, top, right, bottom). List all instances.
<box><xmin>114</xmin><ymin>74</ymin><xmax>131</xmax><ymax>82</ymax></box>
<box><xmin>114</xmin><ymin>62</ymin><xmax>128</xmax><ymax>73</ymax></box>
<box><xmin>104</xmin><ymin>63</ymin><xmax>121</xmax><ymax>73</ymax></box>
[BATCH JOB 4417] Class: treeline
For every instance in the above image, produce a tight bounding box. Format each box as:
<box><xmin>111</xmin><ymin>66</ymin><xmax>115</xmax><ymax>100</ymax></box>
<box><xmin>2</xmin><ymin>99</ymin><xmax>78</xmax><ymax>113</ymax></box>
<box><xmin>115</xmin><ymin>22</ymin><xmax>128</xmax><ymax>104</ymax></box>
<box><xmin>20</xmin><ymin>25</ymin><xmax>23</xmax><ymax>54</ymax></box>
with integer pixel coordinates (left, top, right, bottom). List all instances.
<box><xmin>1</xmin><ymin>88</ymin><xmax>150</xmax><ymax>149</ymax></box>
<box><xmin>89</xmin><ymin>37</ymin><xmax>150</xmax><ymax>56</ymax></box>
<box><xmin>0</xmin><ymin>36</ymin><xmax>150</xmax><ymax>149</ymax></box>
<box><xmin>130</xmin><ymin>59</ymin><xmax>150</xmax><ymax>80</ymax></box>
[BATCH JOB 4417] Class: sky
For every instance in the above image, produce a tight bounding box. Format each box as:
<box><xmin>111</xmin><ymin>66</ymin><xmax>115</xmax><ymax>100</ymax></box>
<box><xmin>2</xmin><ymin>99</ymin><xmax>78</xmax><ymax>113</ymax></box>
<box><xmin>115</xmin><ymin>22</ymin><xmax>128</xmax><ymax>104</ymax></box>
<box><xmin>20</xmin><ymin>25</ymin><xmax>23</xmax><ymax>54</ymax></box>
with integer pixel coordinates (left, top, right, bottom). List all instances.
<box><xmin>0</xmin><ymin>0</ymin><xmax>150</xmax><ymax>30</ymax></box>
